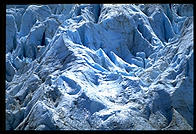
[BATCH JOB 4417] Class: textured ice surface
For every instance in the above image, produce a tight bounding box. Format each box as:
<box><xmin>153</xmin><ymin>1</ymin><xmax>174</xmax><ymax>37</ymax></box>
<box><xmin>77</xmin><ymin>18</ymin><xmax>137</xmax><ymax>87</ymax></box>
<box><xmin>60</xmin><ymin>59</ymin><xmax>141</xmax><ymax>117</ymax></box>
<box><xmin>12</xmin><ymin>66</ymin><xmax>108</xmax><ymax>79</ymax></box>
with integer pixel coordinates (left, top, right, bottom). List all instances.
<box><xmin>6</xmin><ymin>4</ymin><xmax>193</xmax><ymax>130</ymax></box>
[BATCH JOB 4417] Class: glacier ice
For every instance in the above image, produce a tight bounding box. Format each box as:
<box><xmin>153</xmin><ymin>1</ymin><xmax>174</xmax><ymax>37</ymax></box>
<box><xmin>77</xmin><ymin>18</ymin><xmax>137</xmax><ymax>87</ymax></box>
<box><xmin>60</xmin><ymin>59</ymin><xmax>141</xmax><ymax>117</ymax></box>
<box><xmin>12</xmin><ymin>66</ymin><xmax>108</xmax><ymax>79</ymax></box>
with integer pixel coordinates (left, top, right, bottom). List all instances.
<box><xmin>6</xmin><ymin>14</ymin><xmax>17</xmax><ymax>53</ymax></box>
<box><xmin>6</xmin><ymin>4</ymin><xmax>193</xmax><ymax>130</ymax></box>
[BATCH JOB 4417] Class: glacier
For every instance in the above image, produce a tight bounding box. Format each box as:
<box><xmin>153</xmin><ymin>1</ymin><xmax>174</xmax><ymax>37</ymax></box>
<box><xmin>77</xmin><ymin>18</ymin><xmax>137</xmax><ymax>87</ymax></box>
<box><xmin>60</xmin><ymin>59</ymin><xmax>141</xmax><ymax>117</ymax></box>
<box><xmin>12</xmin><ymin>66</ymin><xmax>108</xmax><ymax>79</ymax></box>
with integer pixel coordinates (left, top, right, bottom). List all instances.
<box><xmin>6</xmin><ymin>4</ymin><xmax>193</xmax><ymax>130</ymax></box>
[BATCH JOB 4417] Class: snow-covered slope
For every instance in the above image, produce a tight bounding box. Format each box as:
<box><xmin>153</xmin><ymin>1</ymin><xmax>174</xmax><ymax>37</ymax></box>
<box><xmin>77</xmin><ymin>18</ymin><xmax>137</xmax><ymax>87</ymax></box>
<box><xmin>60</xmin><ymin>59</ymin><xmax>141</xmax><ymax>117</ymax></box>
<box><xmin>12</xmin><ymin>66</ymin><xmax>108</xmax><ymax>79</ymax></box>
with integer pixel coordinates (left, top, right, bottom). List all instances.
<box><xmin>6</xmin><ymin>4</ymin><xmax>193</xmax><ymax>130</ymax></box>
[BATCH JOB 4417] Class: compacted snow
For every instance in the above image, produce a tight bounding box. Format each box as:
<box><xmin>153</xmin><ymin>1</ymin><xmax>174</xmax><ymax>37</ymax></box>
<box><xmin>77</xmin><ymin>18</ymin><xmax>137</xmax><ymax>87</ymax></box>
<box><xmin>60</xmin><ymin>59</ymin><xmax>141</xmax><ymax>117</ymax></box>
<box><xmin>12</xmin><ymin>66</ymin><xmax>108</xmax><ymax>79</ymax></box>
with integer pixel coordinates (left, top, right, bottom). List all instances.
<box><xmin>6</xmin><ymin>4</ymin><xmax>193</xmax><ymax>130</ymax></box>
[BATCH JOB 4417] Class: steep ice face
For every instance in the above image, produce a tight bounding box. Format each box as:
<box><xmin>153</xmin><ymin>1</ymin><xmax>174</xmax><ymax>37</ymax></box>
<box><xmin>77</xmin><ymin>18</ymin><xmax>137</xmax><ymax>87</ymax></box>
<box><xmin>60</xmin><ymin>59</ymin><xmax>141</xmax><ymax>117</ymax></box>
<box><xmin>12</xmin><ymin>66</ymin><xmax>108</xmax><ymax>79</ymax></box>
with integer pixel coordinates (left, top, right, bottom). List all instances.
<box><xmin>6</xmin><ymin>4</ymin><xmax>193</xmax><ymax>130</ymax></box>
<box><xmin>6</xmin><ymin>14</ymin><xmax>17</xmax><ymax>53</ymax></box>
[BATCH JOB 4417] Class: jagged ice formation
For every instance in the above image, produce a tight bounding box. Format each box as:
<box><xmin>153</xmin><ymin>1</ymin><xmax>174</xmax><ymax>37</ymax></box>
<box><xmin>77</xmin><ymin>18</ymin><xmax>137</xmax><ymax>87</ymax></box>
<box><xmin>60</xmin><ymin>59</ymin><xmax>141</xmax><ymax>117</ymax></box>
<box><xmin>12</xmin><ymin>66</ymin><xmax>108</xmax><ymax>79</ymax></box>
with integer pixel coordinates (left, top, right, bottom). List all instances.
<box><xmin>6</xmin><ymin>4</ymin><xmax>193</xmax><ymax>130</ymax></box>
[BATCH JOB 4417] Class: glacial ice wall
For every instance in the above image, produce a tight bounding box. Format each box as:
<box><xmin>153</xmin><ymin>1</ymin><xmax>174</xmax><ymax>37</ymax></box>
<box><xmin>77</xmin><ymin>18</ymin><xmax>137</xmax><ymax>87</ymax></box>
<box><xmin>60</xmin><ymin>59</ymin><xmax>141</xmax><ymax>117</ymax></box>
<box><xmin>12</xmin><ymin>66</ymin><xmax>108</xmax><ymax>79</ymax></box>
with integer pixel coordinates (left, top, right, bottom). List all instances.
<box><xmin>6</xmin><ymin>4</ymin><xmax>193</xmax><ymax>130</ymax></box>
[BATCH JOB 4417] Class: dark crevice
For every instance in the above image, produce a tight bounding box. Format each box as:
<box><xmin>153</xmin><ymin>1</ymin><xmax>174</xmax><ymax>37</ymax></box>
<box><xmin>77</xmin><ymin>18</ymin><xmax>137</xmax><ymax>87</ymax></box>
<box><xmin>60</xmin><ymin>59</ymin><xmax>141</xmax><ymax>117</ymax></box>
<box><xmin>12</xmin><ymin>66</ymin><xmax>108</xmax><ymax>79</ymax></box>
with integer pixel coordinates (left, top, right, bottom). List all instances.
<box><xmin>54</xmin><ymin>7</ymin><xmax>57</xmax><ymax>14</ymax></box>
<box><xmin>40</xmin><ymin>30</ymin><xmax>46</xmax><ymax>46</ymax></box>
<box><xmin>171</xmin><ymin>81</ymin><xmax>177</xmax><ymax>87</ymax></box>
<box><xmin>176</xmin><ymin>8</ymin><xmax>180</xmax><ymax>16</ymax></box>
<box><xmin>94</xmin><ymin>4</ymin><xmax>101</xmax><ymax>23</ymax></box>
<box><xmin>75</xmin><ymin>7</ymin><xmax>81</xmax><ymax>16</ymax></box>
<box><xmin>23</xmin><ymin>45</ymin><xmax>26</xmax><ymax>58</ymax></box>
<box><xmin>167</xmin><ymin>4</ymin><xmax>173</xmax><ymax>23</ymax></box>
<box><xmin>33</xmin><ymin>45</ymin><xmax>37</xmax><ymax>60</ymax></box>
<box><xmin>169</xmin><ymin>4</ymin><xmax>171</xmax><ymax>10</ymax></box>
